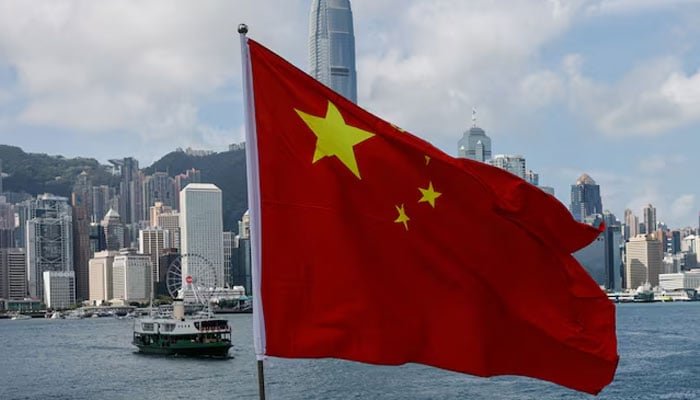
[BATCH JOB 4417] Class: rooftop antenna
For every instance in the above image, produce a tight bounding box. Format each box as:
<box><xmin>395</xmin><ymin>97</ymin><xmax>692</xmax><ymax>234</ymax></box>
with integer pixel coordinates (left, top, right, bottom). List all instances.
<box><xmin>471</xmin><ymin>107</ymin><xmax>477</xmax><ymax>128</ymax></box>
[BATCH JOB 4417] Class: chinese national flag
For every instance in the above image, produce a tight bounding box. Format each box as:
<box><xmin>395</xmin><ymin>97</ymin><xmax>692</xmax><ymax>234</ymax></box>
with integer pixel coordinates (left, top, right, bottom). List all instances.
<box><xmin>243</xmin><ymin>38</ymin><xmax>618</xmax><ymax>395</ymax></box>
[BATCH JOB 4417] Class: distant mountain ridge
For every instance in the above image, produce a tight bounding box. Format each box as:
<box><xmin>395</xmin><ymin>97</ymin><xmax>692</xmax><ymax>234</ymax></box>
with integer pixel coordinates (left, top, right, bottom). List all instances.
<box><xmin>0</xmin><ymin>144</ymin><xmax>248</xmax><ymax>232</ymax></box>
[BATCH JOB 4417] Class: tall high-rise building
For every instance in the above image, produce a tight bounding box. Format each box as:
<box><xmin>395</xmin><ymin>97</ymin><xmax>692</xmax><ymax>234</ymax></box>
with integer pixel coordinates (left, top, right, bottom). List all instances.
<box><xmin>157</xmin><ymin>211</ymin><xmax>180</xmax><ymax>250</ymax></box>
<box><xmin>101</xmin><ymin>209</ymin><xmax>125</xmax><ymax>251</ymax></box>
<box><xmin>0</xmin><ymin>196</ymin><xmax>14</xmax><ymax>249</ymax></box>
<box><xmin>309</xmin><ymin>0</ymin><xmax>357</xmax><ymax>103</ymax></box>
<box><xmin>71</xmin><ymin>202</ymin><xmax>91</xmax><ymax>301</ymax></box>
<box><xmin>112</xmin><ymin>249</ymin><xmax>152</xmax><ymax>303</ymax></box>
<box><xmin>180</xmin><ymin>183</ymin><xmax>224</xmax><ymax>288</ymax></box>
<box><xmin>26</xmin><ymin>194</ymin><xmax>73</xmax><ymax>300</ymax></box>
<box><xmin>223</xmin><ymin>231</ymin><xmax>234</xmax><ymax>287</ymax></box>
<box><xmin>569</xmin><ymin>173</ymin><xmax>602</xmax><ymax>222</ymax></box>
<box><xmin>643</xmin><ymin>204</ymin><xmax>657</xmax><ymax>237</ymax></box>
<box><xmin>625</xmin><ymin>235</ymin><xmax>663</xmax><ymax>289</ymax></box>
<box><xmin>623</xmin><ymin>209</ymin><xmax>639</xmax><ymax>240</ymax></box>
<box><xmin>139</xmin><ymin>227</ymin><xmax>169</xmax><ymax>290</ymax></box>
<box><xmin>233</xmin><ymin>210</ymin><xmax>252</xmax><ymax>295</ymax></box>
<box><xmin>143</xmin><ymin>172</ymin><xmax>176</xmax><ymax>218</ymax></box>
<box><xmin>174</xmin><ymin>168</ymin><xmax>201</xmax><ymax>211</ymax></box>
<box><xmin>0</xmin><ymin>248</ymin><xmax>26</xmax><ymax>300</ymax></box>
<box><xmin>457</xmin><ymin>113</ymin><xmax>492</xmax><ymax>162</ymax></box>
<box><xmin>489</xmin><ymin>154</ymin><xmax>526</xmax><ymax>179</ymax></box>
<box><xmin>91</xmin><ymin>185</ymin><xmax>116</xmax><ymax>223</ymax></box>
<box><xmin>89</xmin><ymin>250</ymin><xmax>117</xmax><ymax>304</ymax></box>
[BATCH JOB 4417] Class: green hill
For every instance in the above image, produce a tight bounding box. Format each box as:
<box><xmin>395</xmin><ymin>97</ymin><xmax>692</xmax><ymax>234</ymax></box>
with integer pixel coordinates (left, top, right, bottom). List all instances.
<box><xmin>0</xmin><ymin>144</ymin><xmax>117</xmax><ymax>197</ymax></box>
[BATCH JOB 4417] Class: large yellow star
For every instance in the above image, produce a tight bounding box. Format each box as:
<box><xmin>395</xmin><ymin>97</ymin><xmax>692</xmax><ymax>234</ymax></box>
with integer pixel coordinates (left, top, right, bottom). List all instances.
<box><xmin>394</xmin><ymin>204</ymin><xmax>410</xmax><ymax>231</ymax></box>
<box><xmin>295</xmin><ymin>101</ymin><xmax>375</xmax><ymax>179</ymax></box>
<box><xmin>418</xmin><ymin>181</ymin><xmax>441</xmax><ymax>208</ymax></box>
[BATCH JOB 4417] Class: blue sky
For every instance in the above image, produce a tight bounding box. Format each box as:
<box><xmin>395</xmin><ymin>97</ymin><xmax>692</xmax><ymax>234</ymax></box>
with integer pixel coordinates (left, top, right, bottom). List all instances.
<box><xmin>1</xmin><ymin>0</ymin><xmax>700</xmax><ymax>228</ymax></box>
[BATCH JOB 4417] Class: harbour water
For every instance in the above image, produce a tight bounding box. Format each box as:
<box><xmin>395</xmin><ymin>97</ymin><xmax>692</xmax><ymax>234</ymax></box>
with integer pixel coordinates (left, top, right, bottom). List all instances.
<box><xmin>2</xmin><ymin>302</ymin><xmax>700</xmax><ymax>400</ymax></box>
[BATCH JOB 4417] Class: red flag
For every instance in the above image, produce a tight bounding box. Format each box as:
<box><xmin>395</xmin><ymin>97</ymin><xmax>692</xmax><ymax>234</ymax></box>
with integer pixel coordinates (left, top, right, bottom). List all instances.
<box><xmin>243</xmin><ymin>38</ymin><xmax>618</xmax><ymax>395</ymax></box>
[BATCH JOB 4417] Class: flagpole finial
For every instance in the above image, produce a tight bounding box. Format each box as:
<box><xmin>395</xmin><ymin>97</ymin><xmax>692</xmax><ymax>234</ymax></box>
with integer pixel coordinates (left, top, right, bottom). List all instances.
<box><xmin>238</xmin><ymin>23</ymin><xmax>249</xmax><ymax>35</ymax></box>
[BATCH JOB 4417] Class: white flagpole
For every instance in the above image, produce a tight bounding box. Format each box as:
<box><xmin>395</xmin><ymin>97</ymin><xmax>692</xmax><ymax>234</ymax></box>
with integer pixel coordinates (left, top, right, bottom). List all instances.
<box><xmin>238</xmin><ymin>23</ymin><xmax>266</xmax><ymax>400</ymax></box>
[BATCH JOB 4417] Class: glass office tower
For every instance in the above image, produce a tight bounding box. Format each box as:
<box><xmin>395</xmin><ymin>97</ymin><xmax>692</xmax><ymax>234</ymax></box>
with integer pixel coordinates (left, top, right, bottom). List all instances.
<box><xmin>309</xmin><ymin>0</ymin><xmax>357</xmax><ymax>103</ymax></box>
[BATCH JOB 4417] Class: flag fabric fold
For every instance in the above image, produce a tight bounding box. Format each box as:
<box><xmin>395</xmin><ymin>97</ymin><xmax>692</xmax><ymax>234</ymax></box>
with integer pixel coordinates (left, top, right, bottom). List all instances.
<box><xmin>242</xmin><ymin>37</ymin><xmax>619</xmax><ymax>395</ymax></box>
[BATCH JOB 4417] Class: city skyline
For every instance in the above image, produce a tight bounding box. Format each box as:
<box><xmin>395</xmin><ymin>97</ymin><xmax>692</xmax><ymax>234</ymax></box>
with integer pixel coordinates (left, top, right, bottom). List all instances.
<box><xmin>1</xmin><ymin>1</ymin><xmax>700</xmax><ymax>227</ymax></box>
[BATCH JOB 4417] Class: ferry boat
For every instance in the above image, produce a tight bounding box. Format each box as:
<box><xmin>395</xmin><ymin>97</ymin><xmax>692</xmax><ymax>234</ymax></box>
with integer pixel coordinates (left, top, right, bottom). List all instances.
<box><xmin>132</xmin><ymin>299</ymin><xmax>232</xmax><ymax>357</ymax></box>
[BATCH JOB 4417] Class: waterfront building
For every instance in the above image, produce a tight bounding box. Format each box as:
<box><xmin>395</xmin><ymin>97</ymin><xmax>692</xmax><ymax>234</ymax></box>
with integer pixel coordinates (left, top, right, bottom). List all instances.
<box><xmin>143</xmin><ymin>172</ymin><xmax>176</xmax><ymax>218</ymax></box>
<box><xmin>489</xmin><ymin>154</ymin><xmax>526</xmax><ymax>180</ymax></box>
<box><xmin>643</xmin><ymin>204</ymin><xmax>657</xmax><ymax>237</ymax></box>
<box><xmin>88</xmin><ymin>250</ymin><xmax>117</xmax><ymax>304</ymax></box>
<box><xmin>525</xmin><ymin>170</ymin><xmax>539</xmax><ymax>186</ymax></box>
<box><xmin>71</xmin><ymin>197</ymin><xmax>91</xmax><ymax>301</ymax></box>
<box><xmin>574</xmin><ymin>232</ymin><xmax>606</xmax><ymax>286</ymax></box>
<box><xmin>101</xmin><ymin>208</ymin><xmax>125</xmax><ymax>251</ymax></box>
<box><xmin>43</xmin><ymin>270</ymin><xmax>75</xmax><ymax>309</ymax></box>
<box><xmin>112</xmin><ymin>250</ymin><xmax>152</xmax><ymax>303</ymax></box>
<box><xmin>138</xmin><ymin>227</ymin><xmax>169</xmax><ymax>290</ymax></box>
<box><xmin>0</xmin><ymin>248</ymin><xmax>26</xmax><ymax>300</ymax></box>
<box><xmin>625</xmin><ymin>235</ymin><xmax>663</xmax><ymax>289</ymax></box>
<box><xmin>539</xmin><ymin>186</ymin><xmax>555</xmax><ymax>196</ymax></box>
<box><xmin>569</xmin><ymin>174</ymin><xmax>602</xmax><ymax>223</ymax></box>
<box><xmin>659</xmin><ymin>270</ymin><xmax>700</xmax><ymax>291</ymax></box>
<box><xmin>602</xmin><ymin>211</ymin><xmax>623</xmax><ymax>291</ymax></box>
<box><xmin>180</xmin><ymin>184</ymin><xmax>224</xmax><ymax>288</ymax></box>
<box><xmin>309</xmin><ymin>0</ymin><xmax>357</xmax><ymax>103</ymax></box>
<box><xmin>26</xmin><ymin>194</ymin><xmax>73</xmax><ymax>300</ymax></box>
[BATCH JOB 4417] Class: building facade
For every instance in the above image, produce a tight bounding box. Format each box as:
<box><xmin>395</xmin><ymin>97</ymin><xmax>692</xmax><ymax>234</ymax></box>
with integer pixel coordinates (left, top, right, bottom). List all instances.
<box><xmin>43</xmin><ymin>270</ymin><xmax>75</xmax><ymax>309</ymax></box>
<box><xmin>625</xmin><ymin>235</ymin><xmax>663</xmax><ymax>289</ymax></box>
<box><xmin>26</xmin><ymin>194</ymin><xmax>73</xmax><ymax>300</ymax></box>
<box><xmin>309</xmin><ymin>0</ymin><xmax>357</xmax><ymax>103</ymax></box>
<box><xmin>489</xmin><ymin>154</ymin><xmax>526</xmax><ymax>179</ymax></box>
<box><xmin>457</xmin><ymin>125</ymin><xmax>492</xmax><ymax>162</ymax></box>
<box><xmin>112</xmin><ymin>250</ymin><xmax>152</xmax><ymax>303</ymax></box>
<box><xmin>139</xmin><ymin>227</ymin><xmax>169</xmax><ymax>290</ymax></box>
<box><xmin>89</xmin><ymin>250</ymin><xmax>117</xmax><ymax>304</ymax></box>
<box><xmin>570</xmin><ymin>173</ymin><xmax>602</xmax><ymax>222</ymax></box>
<box><xmin>0</xmin><ymin>248</ymin><xmax>26</xmax><ymax>300</ymax></box>
<box><xmin>180</xmin><ymin>183</ymin><xmax>224</xmax><ymax>288</ymax></box>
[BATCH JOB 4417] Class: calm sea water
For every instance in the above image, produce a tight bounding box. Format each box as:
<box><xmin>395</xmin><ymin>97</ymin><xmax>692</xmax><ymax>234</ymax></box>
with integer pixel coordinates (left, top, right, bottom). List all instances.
<box><xmin>1</xmin><ymin>303</ymin><xmax>699</xmax><ymax>400</ymax></box>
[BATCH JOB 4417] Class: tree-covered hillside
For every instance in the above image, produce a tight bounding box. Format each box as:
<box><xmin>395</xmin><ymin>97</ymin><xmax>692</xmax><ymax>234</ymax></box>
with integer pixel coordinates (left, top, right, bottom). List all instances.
<box><xmin>0</xmin><ymin>144</ymin><xmax>117</xmax><ymax>197</ymax></box>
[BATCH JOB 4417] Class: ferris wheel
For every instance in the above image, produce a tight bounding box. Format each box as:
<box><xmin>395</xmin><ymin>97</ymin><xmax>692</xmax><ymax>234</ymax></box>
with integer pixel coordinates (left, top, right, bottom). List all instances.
<box><xmin>165</xmin><ymin>253</ymin><xmax>219</xmax><ymax>300</ymax></box>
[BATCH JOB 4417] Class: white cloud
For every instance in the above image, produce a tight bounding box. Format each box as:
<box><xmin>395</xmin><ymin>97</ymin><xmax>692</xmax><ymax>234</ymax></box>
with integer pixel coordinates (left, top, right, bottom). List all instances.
<box><xmin>0</xmin><ymin>0</ymin><xmax>308</xmax><ymax>141</ymax></box>
<box><xmin>585</xmin><ymin>0</ymin><xmax>700</xmax><ymax>16</ymax></box>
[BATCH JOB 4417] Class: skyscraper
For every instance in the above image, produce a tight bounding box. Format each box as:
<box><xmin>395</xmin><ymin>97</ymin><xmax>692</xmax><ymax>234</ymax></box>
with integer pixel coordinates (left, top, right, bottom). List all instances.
<box><xmin>26</xmin><ymin>194</ymin><xmax>73</xmax><ymax>300</ymax></box>
<box><xmin>489</xmin><ymin>154</ymin><xmax>526</xmax><ymax>179</ymax></box>
<box><xmin>624</xmin><ymin>208</ymin><xmax>639</xmax><ymax>240</ymax></box>
<box><xmin>309</xmin><ymin>0</ymin><xmax>357</xmax><ymax>103</ymax></box>
<box><xmin>570</xmin><ymin>173</ymin><xmax>602</xmax><ymax>222</ymax></box>
<box><xmin>180</xmin><ymin>183</ymin><xmax>224</xmax><ymax>288</ymax></box>
<box><xmin>643</xmin><ymin>203</ymin><xmax>657</xmax><ymax>237</ymax></box>
<box><xmin>139</xmin><ymin>227</ymin><xmax>169</xmax><ymax>290</ymax></box>
<box><xmin>457</xmin><ymin>112</ymin><xmax>492</xmax><ymax>162</ymax></box>
<box><xmin>0</xmin><ymin>248</ymin><xmax>26</xmax><ymax>300</ymax></box>
<box><xmin>625</xmin><ymin>235</ymin><xmax>663</xmax><ymax>289</ymax></box>
<box><xmin>143</xmin><ymin>172</ymin><xmax>176</xmax><ymax>217</ymax></box>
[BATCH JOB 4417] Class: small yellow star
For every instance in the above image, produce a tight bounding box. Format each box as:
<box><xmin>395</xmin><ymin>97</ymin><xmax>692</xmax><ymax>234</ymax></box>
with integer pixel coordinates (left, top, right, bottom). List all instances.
<box><xmin>394</xmin><ymin>204</ymin><xmax>410</xmax><ymax>231</ymax></box>
<box><xmin>390</xmin><ymin>123</ymin><xmax>405</xmax><ymax>133</ymax></box>
<box><xmin>295</xmin><ymin>101</ymin><xmax>375</xmax><ymax>179</ymax></box>
<box><xmin>424</xmin><ymin>155</ymin><xmax>431</xmax><ymax>166</ymax></box>
<box><xmin>418</xmin><ymin>181</ymin><xmax>441</xmax><ymax>208</ymax></box>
